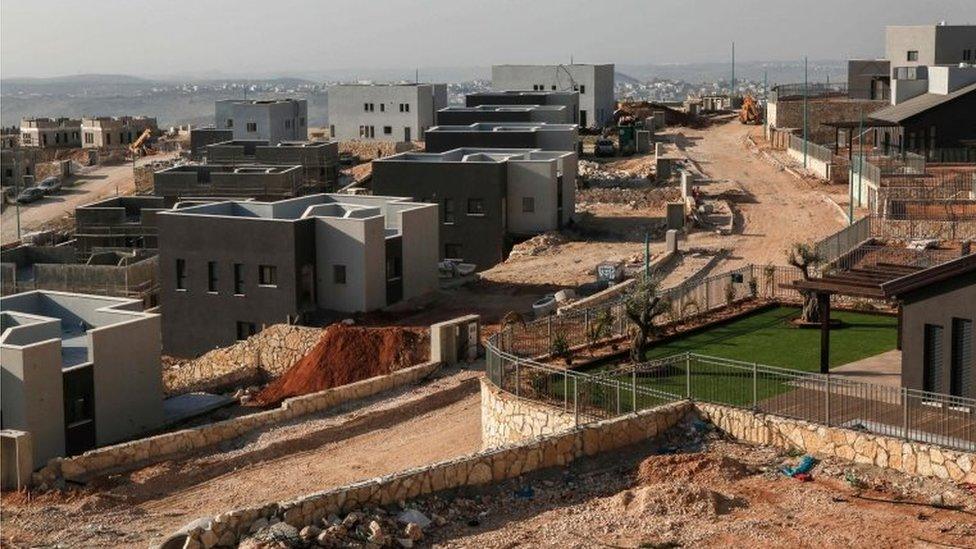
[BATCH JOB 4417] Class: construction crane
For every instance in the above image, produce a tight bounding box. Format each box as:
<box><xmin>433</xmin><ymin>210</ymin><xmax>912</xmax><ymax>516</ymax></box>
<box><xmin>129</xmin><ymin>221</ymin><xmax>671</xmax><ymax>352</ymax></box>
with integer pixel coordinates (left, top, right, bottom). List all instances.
<box><xmin>739</xmin><ymin>95</ymin><xmax>762</xmax><ymax>125</ymax></box>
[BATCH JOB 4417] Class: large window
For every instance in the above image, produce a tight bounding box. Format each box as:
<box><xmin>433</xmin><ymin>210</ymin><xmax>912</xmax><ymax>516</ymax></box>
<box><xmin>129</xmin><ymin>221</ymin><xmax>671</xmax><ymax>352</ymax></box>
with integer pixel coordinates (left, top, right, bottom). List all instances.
<box><xmin>443</xmin><ymin>198</ymin><xmax>455</xmax><ymax>224</ymax></box>
<box><xmin>176</xmin><ymin>259</ymin><xmax>186</xmax><ymax>290</ymax></box>
<box><xmin>226</xmin><ymin>118</ymin><xmax>233</xmax><ymax>129</ymax></box>
<box><xmin>907</xmin><ymin>50</ymin><xmax>919</xmax><ymax>61</ymax></box>
<box><xmin>333</xmin><ymin>264</ymin><xmax>347</xmax><ymax>284</ymax></box>
<box><xmin>923</xmin><ymin>323</ymin><xmax>944</xmax><ymax>392</ymax></box>
<box><xmin>233</xmin><ymin>263</ymin><xmax>245</xmax><ymax>295</ymax></box>
<box><xmin>522</xmin><ymin>197</ymin><xmax>535</xmax><ymax>213</ymax></box>
<box><xmin>207</xmin><ymin>261</ymin><xmax>218</xmax><ymax>293</ymax></box>
<box><xmin>467</xmin><ymin>198</ymin><xmax>485</xmax><ymax>216</ymax></box>
<box><xmin>259</xmin><ymin>264</ymin><xmax>277</xmax><ymax>287</ymax></box>
<box><xmin>951</xmin><ymin>318</ymin><xmax>973</xmax><ymax>397</ymax></box>
<box><xmin>386</xmin><ymin>257</ymin><xmax>402</xmax><ymax>281</ymax></box>
<box><xmin>246</xmin><ymin>122</ymin><xmax>257</xmax><ymax>133</ymax></box>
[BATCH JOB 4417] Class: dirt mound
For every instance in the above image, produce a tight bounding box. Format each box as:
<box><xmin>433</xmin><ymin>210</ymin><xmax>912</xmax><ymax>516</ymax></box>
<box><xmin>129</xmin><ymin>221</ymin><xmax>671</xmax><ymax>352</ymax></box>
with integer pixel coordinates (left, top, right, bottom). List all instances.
<box><xmin>613</xmin><ymin>483</ymin><xmax>745</xmax><ymax>517</ymax></box>
<box><xmin>508</xmin><ymin>231</ymin><xmax>569</xmax><ymax>258</ymax></box>
<box><xmin>252</xmin><ymin>324</ymin><xmax>428</xmax><ymax>406</ymax></box>
<box><xmin>636</xmin><ymin>453</ymin><xmax>751</xmax><ymax>485</ymax></box>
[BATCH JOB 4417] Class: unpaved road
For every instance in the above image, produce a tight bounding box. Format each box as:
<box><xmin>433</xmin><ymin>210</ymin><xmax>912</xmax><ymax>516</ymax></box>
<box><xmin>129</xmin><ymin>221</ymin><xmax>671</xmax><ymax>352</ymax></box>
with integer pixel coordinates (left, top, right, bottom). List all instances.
<box><xmin>0</xmin><ymin>153</ymin><xmax>177</xmax><ymax>245</ymax></box>
<box><xmin>1</xmin><ymin>369</ymin><xmax>483</xmax><ymax>547</ymax></box>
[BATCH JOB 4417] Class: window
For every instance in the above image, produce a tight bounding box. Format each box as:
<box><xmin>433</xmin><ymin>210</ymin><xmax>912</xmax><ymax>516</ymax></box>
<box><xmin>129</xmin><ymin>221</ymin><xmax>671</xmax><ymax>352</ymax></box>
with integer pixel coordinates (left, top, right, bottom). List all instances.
<box><xmin>380</xmin><ymin>104</ymin><xmax>386</xmax><ymax>112</ymax></box>
<box><xmin>246</xmin><ymin>122</ymin><xmax>257</xmax><ymax>132</ymax></box>
<box><xmin>522</xmin><ymin>197</ymin><xmax>535</xmax><ymax>213</ymax></box>
<box><xmin>445</xmin><ymin>243</ymin><xmax>462</xmax><ymax>259</ymax></box>
<box><xmin>285</xmin><ymin>119</ymin><xmax>292</xmax><ymax>129</ymax></box>
<box><xmin>443</xmin><ymin>198</ymin><xmax>455</xmax><ymax>224</ymax></box>
<box><xmin>364</xmin><ymin>103</ymin><xmax>370</xmax><ymax>112</ymax></box>
<box><xmin>207</xmin><ymin>261</ymin><xmax>218</xmax><ymax>292</ymax></box>
<box><xmin>467</xmin><ymin>198</ymin><xmax>485</xmax><ymax>216</ymax></box>
<box><xmin>55</xmin><ymin>133</ymin><xmax>60</xmax><ymax>144</ymax></box>
<box><xmin>233</xmin><ymin>263</ymin><xmax>245</xmax><ymax>295</ymax></box>
<box><xmin>384</xmin><ymin>126</ymin><xmax>393</xmax><ymax>135</ymax></box>
<box><xmin>176</xmin><ymin>259</ymin><xmax>186</xmax><ymax>290</ymax></box>
<box><xmin>907</xmin><ymin>50</ymin><xmax>919</xmax><ymax>61</ymax></box>
<box><xmin>333</xmin><ymin>264</ymin><xmax>347</xmax><ymax>284</ymax></box>
<box><xmin>950</xmin><ymin>318</ymin><xmax>973</xmax><ymax>397</ymax></box>
<box><xmin>236</xmin><ymin>321</ymin><xmax>257</xmax><ymax>341</ymax></box>
<box><xmin>259</xmin><ymin>264</ymin><xmax>277</xmax><ymax>286</ymax></box>
<box><xmin>551</xmin><ymin>85</ymin><xmax>556</xmax><ymax>90</ymax></box>
<box><xmin>329</xmin><ymin>124</ymin><xmax>335</xmax><ymax>137</ymax></box>
<box><xmin>386</xmin><ymin>257</ymin><xmax>402</xmax><ymax>281</ymax></box>
<box><xmin>104</xmin><ymin>134</ymin><xmax>109</xmax><ymax>145</ymax></box>
<box><xmin>226</xmin><ymin>118</ymin><xmax>233</xmax><ymax>128</ymax></box>
<box><xmin>579</xmin><ymin>84</ymin><xmax>586</xmax><ymax>94</ymax></box>
<box><xmin>923</xmin><ymin>323</ymin><xmax>944</xmax><ymax>392</ymax></box>
<box><xmin>399</xmin><ymin>103</ymin><xmax>410</xmax><ymax>113</ymax></box>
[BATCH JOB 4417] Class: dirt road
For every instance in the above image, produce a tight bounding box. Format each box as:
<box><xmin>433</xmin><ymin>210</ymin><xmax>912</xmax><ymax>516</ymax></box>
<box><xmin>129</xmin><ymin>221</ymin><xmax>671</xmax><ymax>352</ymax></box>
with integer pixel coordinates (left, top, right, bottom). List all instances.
<box><xmin>0</xmin><ymin>153</ymin><xmax>176</xmax><ymax>245</ymax></box>
<box><xmin>1</xmin><ymin>369</ymin><xmax>483</xmax><ymax>547</ymax></box>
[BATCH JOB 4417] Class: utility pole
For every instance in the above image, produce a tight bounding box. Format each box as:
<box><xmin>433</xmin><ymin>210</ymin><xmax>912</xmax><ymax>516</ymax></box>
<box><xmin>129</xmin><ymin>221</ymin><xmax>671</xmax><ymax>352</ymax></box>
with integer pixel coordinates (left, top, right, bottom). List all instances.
<box><xmin>762</xmin><ymin>70</ymin><xmax>768</xmax><ymax>128</ymax></box>
<box><xmin>731</xmin><ymin>41</ymin><xmax>735</xmax><ymax>97</ymax></box>
<box><xmin>803</xmin><ymin>56</ymin><xmax>809</xmax><ymax>169</ymax></box>
<box><xmin>643</xmin><ymin>232</ymin><xmax>650</xmax><ymax>280</ymax></box>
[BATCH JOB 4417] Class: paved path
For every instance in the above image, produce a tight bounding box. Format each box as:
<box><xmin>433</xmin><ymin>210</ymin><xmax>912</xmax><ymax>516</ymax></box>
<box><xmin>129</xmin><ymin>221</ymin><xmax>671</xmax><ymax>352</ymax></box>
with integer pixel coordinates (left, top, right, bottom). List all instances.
<box><xmin>831</xmin><ymin>350</ymin><xmax>902</xmax><ymax>388</ymax></box>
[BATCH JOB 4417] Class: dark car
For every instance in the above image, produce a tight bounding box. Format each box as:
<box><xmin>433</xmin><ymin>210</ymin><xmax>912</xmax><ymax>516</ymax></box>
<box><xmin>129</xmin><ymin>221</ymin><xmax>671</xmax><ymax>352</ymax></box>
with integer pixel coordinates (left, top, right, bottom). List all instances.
<box><xmin>36</xmin><ymin>176</ymin><xmax>62</xmax><ymax>194</ymax></box>
<box><xmin>594</xmin><ymin>139</ymin><xmax>616</xmax><ymax>157</ymax></box>
<box><xmin>16</xmin><ymin>187</ymin><xmax>45</xmax><ymax>204</ymax></box>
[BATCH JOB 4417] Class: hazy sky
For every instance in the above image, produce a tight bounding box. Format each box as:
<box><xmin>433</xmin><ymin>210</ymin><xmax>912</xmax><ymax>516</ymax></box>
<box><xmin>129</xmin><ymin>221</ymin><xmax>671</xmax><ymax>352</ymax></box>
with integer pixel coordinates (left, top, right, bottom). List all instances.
<box><xmin>2</xmin><ymin>0</ymin><xmax>975</xmax><ymax>78</ymax></box>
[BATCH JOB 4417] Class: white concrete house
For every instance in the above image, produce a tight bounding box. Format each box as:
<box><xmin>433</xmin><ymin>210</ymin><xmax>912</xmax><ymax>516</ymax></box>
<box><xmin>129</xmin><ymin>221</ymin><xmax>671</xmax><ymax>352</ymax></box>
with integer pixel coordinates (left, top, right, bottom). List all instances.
<box><xmin>327</xmin><ymin>83</ymin><xmax>447</xmax><ymax>142</ymax></box>
<box><xmin>491</xmin><ymin>64</ymin><xmax>615</xmax><ymax>128</ymax></box>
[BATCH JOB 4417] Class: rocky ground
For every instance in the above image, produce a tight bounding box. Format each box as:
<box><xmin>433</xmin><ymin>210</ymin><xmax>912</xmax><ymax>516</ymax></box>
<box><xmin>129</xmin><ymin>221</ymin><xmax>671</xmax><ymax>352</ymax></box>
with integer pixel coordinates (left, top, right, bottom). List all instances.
<box><xmin>234</xmin><ymin>419</ymin><xmax>976</xmax><ymax>548</ymax></box>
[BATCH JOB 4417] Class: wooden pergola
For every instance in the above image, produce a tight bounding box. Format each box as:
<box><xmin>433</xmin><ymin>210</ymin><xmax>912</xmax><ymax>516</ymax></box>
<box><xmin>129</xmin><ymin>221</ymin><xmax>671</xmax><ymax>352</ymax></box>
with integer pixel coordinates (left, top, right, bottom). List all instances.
<box><xmin>823</xmin><ymin>120</ymin><xmax>902</xmax><ymax>160</ymax></box>
<box><xmin>783</xmin><ymin>256</ymin><xmax>974</xmax><ymax>375</ymax></box>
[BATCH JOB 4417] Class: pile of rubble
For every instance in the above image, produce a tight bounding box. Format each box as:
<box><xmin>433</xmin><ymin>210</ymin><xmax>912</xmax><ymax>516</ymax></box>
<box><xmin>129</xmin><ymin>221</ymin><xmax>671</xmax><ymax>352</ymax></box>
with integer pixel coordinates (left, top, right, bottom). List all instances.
<box><xmin>577</xmin><ymin>186</ymin><xmax>680</xmax><ymax>209</ymax></box>
<box><xmin>578</xmin><ymin>160</ymin><xmax>653</xmax><ymax>187</ymax></box>
<box><xmin>338</xmin><ymin>141</ymin><xmax>419</xmax><ymax>161</ymax></box>
<box><xmin>507</xmin><ymin>231</ymin><xmax>569</xmax><ymax>258</ymax></box>
<box><xmin>239</xmin><ymin>506</ymin><xmax>442</xmax><ymax>548</ymax></box>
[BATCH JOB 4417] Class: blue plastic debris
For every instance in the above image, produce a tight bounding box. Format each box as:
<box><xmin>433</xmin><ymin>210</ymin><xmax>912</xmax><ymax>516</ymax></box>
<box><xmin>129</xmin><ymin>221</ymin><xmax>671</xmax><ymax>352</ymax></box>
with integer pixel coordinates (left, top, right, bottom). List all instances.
<box><xmin>781</xmin><ymin>455</ymin><xmax>818</xmax><ymax>477</ymax></box>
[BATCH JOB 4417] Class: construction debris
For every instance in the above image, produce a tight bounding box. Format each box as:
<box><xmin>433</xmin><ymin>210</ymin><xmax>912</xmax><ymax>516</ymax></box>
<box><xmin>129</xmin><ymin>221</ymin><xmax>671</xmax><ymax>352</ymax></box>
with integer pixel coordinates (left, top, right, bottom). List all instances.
<box><xmin>507</xmin><ymin>232</ymin><xmax>570</xmax><ymax>258</ymax></box>
<box><xmin>578</xmin><ymin>159</ymin><xmax>653</xmax><ymax>187</ymax></box>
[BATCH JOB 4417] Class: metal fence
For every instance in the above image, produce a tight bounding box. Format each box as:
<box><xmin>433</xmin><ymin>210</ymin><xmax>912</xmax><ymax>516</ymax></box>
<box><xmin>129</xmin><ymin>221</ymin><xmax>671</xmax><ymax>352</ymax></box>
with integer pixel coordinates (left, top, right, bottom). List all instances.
<box><xmin>788</xmin><ymin>133</ymin><xmax>833</xmax><ymax>163</ymax></box>
<box><xmin>814</xmin><ymin>215</ymin><xmax>873</xmax><ymax>265</ymax></box>
<box><xmin>485</xmin><ymin>344</ymin><xmax>976</xmax><ymax>452</ymax></box>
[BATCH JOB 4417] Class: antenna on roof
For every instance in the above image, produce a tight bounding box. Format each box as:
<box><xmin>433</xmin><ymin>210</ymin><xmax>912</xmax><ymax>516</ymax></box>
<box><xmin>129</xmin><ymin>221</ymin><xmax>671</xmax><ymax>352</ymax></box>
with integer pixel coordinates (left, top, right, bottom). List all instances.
<box><xmin>415</xmin><ymin>68</ymin><xmax>419</xmax><ymax>84</ymax></box>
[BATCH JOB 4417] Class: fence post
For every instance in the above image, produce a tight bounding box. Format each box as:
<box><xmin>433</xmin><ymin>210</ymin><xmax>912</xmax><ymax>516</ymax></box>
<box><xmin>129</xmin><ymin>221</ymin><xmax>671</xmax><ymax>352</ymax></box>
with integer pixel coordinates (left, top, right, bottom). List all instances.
<box><xmin>685</xmin><ymin>353</ymin><xmax>692</xmax><ymax>399</ymax></box>
<box><xmin>515</xmin><ymin>359</ymin><xmax>520</xmax><ymax>399</ymax></box>
<box><xmin>752</xmin><ymin>362</ymin><xmax>758</xmax><ymax>410</ymax></box>
<box><xmin>573</xmin><ymin>377</ymin><xmax>579</xmax><ymax>427</ymax></box>
<box><xmin>563</xmin><ymin>371</ymin><xmax>568</xmax><ymax>411</ymax></box>
<box><xmin>902</xmin><ymin>388</ymin><xmax>909</xmax><ymax>439</ymax></box>
<box><xmin>824</xmin><ymin>374</ymin><xmax>831</xmax><ymax>426</ymax></box>
<box><xmin>616</xmin><ymin>379</ymin><xmax>621</xmax><ymax>415</ymax></box>
<box><xmin>547</xmin><ymin>315</ymin><xmax>553</xmax><ymax>353</ymax></box>
<box><xmin>584</xmin><ymin>309</ymin><xmax>590</xmax><ymax>342</ymax></box>
<box><xmin>632</xmin><ymin>368</ymin><xmax>637</xmax><ymax>413</ymax></box>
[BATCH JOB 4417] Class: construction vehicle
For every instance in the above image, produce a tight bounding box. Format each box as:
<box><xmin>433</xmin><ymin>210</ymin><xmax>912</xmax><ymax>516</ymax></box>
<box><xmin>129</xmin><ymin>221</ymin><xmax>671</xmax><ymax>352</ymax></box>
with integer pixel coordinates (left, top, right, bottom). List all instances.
<box><xmin>128</xmin><ymin>128</ymin><xmax>157</xmax><ymax>157</ymax></box>
<box><xmin>739</xmin><ymin>95</ymin><xmax>762</xmax><ymax>125</ymax></box>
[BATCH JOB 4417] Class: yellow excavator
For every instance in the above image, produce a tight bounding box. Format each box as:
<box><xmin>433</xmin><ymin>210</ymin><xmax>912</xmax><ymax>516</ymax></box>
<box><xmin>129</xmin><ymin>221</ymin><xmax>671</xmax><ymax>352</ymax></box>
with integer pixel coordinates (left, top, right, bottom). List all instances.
<box><xmin>739</xmin><ymin>95</ymin><xmax>762</xmax><ymax>125</ymax></box>
<box><xmin>128</xmin><ymin>128</ymin><xmax>156</xmax><ymax>157</ymax></box>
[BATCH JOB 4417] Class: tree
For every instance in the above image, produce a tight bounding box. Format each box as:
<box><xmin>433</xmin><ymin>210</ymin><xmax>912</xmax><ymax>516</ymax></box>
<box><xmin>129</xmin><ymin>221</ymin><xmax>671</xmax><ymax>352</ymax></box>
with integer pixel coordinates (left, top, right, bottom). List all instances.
<box><xmin>787</xmin><ymin>242</ymin><xmax>824</xmax><ymax>323</ymax></box>
<box><xmin>500</xmin><ymin>311</ymin><xmax>526</xmax><ymax>351</ymax></box>
<box><xmin>624</xmin><ymin>277</ymin><xmax>671</xmax><ymax>362</ymax></box>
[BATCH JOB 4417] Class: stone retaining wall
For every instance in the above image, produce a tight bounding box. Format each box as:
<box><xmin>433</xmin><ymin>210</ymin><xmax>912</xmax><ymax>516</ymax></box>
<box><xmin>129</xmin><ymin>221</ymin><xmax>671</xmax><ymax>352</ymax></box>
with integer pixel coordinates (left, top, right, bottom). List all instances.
<box><xmin>480</xmin><ymin>378</ymin><xmax>578</xmax><ymax>448</ymax></box>
<box><xmin>697</xmin><ymin>403</ymin><xmax>976</xmax><ymax>483</ymax></box>
<box><xmin>37</xmin><ymin>361</ymin><xmax>442</xmax><ymax>485</ymax></box>
<box><xmin>163</xmin><ymin>324</ymin><xmax>322</xmax><ymax>395</ymax></box>
<box><xmin>176</xmin><ymin>392</ymin><xmax>693</xmax><ymax>547</ymax></box>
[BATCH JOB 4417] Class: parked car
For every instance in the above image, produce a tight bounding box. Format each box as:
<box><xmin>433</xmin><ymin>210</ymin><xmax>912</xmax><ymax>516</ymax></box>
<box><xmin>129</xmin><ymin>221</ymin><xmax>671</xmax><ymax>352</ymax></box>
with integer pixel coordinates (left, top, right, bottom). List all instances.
<box><xmin>594</xmin><ymin>138</ymin><xmax>616</xmax><ymax>157</ymax></box>
<box><xmin>15</xmin><ymin>187</ymin><xmax>45</xmax><ymax>204</ymax></box>
<box><xmin>36</xmin><ymin>176</ymin><xmax>62</xmax><ymax>194</ymax></box>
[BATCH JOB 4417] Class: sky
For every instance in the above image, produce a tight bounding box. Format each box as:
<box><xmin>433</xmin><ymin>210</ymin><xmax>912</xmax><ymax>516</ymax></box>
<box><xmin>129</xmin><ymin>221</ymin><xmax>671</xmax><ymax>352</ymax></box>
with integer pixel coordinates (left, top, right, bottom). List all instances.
<box><xmin>2</xmin><ymin>0</ymin><xmax>975</xmax><ymax>78</ymax></box>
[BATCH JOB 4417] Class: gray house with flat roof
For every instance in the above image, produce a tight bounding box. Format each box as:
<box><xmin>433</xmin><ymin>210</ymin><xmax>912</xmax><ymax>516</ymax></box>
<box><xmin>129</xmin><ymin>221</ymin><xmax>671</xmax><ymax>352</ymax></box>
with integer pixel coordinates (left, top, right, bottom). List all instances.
<box><xmin>491</xmin><ymin>64</ymin><xmax>614</xmax><ymax>128</ymax></box>
<box><xmin>206</xmin><ymin>139</ymin><xmax>340</xmax><ymax>191</ymax></box>
<box><xmin>372</xmin><ymin>148</ymin><xmax>576</xmax><ymax>270</ymax></box>
<box><xmin>156</xmin><ymin>194</ymin><xmax>438</xmax><ymax>357</ymax></box>
<box><xmin>152</xmin><ymin>164</ymin><xmax>303</xmax><ymax>204</ymax></box>
<box><xmin>437</xmin><ymin>105</ymin><xmax>573</xmax><ymax>126</ymax></box>
<box><xmin>214</xmin><ymin>99</ymin><xmax>308</xmax><ymax>143</ymax></box>
<box><xmin>424</xmin><ymin>122</ymin><xmax>578</xmax><ymax>153</ymax></box>
<box><xmin>1</xmin><ymin>291</ymin><xmax>162</xmax><ymax>467</ymax></box>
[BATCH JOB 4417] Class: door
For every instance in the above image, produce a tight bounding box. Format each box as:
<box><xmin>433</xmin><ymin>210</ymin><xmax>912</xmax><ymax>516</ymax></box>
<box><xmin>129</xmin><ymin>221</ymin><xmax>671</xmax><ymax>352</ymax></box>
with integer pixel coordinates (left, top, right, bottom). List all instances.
<box><xmin>580</xmin><ymin>110</ymin><xmax>588</xmax><ymax>128</ymax></box>
<box><xmin>404</xmin><ymin>127</ymin><xmax>411</xmax><ymax>142</ymax></box>
<box><xmin>63</xmin><ymin>366</ymin><xmax>96</xmax><ymax>455</ymax></box>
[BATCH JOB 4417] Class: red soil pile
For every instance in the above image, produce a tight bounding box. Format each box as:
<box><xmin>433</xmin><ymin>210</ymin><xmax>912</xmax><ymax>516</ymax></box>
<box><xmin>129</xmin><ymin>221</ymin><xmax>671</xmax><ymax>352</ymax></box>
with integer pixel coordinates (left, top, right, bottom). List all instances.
<box><xmin>252</xmin><ymin>324</ymin><xmax>428</xmax><ymax>406</ymax></box>
<box><xmin>636</xmin><ymin>453</ymin><xmax>751</xmax><ymax>485</ymax></box>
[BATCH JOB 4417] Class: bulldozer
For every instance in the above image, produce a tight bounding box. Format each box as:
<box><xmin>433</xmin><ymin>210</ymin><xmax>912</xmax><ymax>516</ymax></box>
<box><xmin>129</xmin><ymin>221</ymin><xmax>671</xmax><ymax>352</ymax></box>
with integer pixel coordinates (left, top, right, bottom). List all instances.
<box><xmin>739</xmin><ymin>95</ymin><xmax>762</xmax><ymax>125</ymax></box>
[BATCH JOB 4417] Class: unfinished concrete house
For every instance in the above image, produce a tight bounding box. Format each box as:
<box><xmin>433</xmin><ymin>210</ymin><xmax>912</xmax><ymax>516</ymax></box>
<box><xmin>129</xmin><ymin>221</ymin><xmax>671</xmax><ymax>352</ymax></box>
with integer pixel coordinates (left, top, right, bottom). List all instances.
<box><xmin>327</xmin><ymin>83</ymin><xmax>447</xmax><ymax>141</ymax></box>
<box><xmin>886</xmin><ymin>24</ymin><xmax>976</xmax><ymax>103</ymax></box>
<box><xmin>372</xmin><ymin>148</ymin><xmax>576</xmax><ymax>270</ymax></box>
<box><xmin>206</xmin><ymin>139</ymin><xmax>340</xmax><ymax>191</ymax></box>
<box><xmin>75</xmin><ymin>196</ymin><xmax>167</xmax><ymax>252</ymax></box>
<box><xmin>437</xmin><ymin>105</ymin><xmax>572</xmax><ymax>126</ymax></box>
<box><xmin>189</xmin><ymin>127</ymin><xmax>234</xmax><ymax>160</ymax></box>
<box><xmin>424</xmin><ymin>122</ymin><xmax>578</xmax><ymax>153</ymax></box>
<box><xmin>152</xmin><ymin>164</ymin><xmax>303</xmax><ymax>204</ymax></box>
<box><xmin>81</xmin><ymin>116</ymin><xmax>158</xmax><ymax>149</ymax></box>
<box><xmin>215</xmin><ymin>99</ymin><xmax>308</xmax><ymax>144</ymax></box>
<box><xmin>491</xmin><ymin>64</ymin><xmax>614</xmax><ymax>128</ymax></box>
<box><xmin>156</xmin><ymin>194</ymin><xmax>438</xmax><ymax>356</ymax></box>
<box><xmin>0</xmin><ymin>291</ymin><xmax>163</xmax><ymax>467</ymax></box>
<box><xmin>464</xmin><ymin>90</ymin><xmax>580</xmax><ymax>124</ymax></box>
<box><xmin>19</xmin><ymin>118</ymin><xmax>82</xmax><ymax>148</ymax></box>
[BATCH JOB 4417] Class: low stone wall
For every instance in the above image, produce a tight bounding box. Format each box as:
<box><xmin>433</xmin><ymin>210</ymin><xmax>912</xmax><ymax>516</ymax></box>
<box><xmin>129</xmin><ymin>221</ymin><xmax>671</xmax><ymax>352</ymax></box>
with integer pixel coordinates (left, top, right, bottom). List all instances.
<box><xmin>481</xmin><ymin>378</ymin><xmax>577</xmax><ymax>448</ymax></box>
<box><xmin>37</xmin><ymin>361</ymin><xmax>442</xmax><ymax>485</ymax></box>
<box><xmin>163</xmin><ymin>324</ymin><xmax>322</xmax><ymax>395</ymax></box>
<box><xmin>697</xmin><ymin>403</ymin><xmax>976</xmax><ymax>483</ymax></box>
<box><xmin>787</xmin><ymin>146</ymin><xmax>832</xmax><ymax>181</ymax></box>
<box><xmin>175</xmin><ymin>395</ymin><xmax>693</xmax><ymax>547</ymax></box>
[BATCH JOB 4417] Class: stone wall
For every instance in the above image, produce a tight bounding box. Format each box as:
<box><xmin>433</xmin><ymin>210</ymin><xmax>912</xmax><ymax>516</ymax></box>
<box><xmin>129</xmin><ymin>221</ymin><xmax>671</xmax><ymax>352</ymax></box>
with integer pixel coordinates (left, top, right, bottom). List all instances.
<box><xmin>769</xmin><ymin>98</ymin><xmax>888</xmax><ymax>144</ymax></box>
<box><xmin>175</xmin><ymin>392</ymin><xmax>693</xmax><ymax>547</ymax></box>
<box><xmin>696</xmin><ymin>403</ymin><xmax>976</xmax><ymax>483</ymax></box>
<box><xmin>163</xmin><ymin>324</ymin><xmax>323</xmax><ymax>395</ymax></box>
<box><xmin>480</xmin><ymin>378</ymin><xmax>578</xmax><ymax>448</ymax></box>
<box><xmin>36</xmin><ymin>361</ymin><xmax>442</xmax><ymax>486</ymax></box>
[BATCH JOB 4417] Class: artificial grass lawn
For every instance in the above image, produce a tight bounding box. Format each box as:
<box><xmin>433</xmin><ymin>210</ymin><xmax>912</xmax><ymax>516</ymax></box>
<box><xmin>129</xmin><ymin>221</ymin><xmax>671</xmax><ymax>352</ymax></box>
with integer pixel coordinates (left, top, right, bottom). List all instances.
<box><xmin>570</xmin><ymin>306</ymin><xmax>898</xmax><ymax>412</ymax></box>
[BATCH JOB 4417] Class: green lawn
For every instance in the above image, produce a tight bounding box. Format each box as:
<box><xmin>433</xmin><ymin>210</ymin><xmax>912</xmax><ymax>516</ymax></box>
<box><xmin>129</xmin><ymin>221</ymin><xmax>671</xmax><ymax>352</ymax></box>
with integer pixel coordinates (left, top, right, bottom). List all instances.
<box><xmin>642</xmin><ymin>305</ymin><xmax>897</xmax><ymax>372</ymax></box>
<box><xmin>567</xmin><ymin>305</ymin><xmax>898</xmax><ymax>413</ymax></box>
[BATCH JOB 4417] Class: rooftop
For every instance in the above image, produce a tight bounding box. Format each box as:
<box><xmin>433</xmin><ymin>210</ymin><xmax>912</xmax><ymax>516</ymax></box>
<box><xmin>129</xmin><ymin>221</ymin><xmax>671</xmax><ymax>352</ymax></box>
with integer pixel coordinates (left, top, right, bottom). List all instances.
<box><xmin>467</xmin><ymin>90</ymin><xmax>579</xmax><ymax>98</ymax></box>
<box><xmin>378</xmin><ymin>147</ymin><xmax>572</xmax><ymax>164</ymax></box>
<box><xmin>0</xmin><ymin>291</ymin><xmax>154</xmax><ymax>368</ymax></box>
<box><xmin>215</xmin><ymin>99</ymin><xmax>306</xmax><ymax>106</ymax></box>
<box><xmin>426</xmin><ymin>122</ymin><xmax>578</xmax><ymax>133</ymax></box>
<box><xmin>439</xmin><ymin>105</ymin><xmax>567</xmax><ymax>113</ymax></box>
<box><xmin>155</xmin><ymin>164</ymin><xmax>301</xmax><ymax>176</ymax></box>
<box><xmin>870</xmin><ymin>82</ymin><xmax>976</xmax><ymax>124</ymax></box>
<box><xmin>209</xmin><ymin>139</ymin><xmax>336</xmax><ymax>149</ymax></box>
